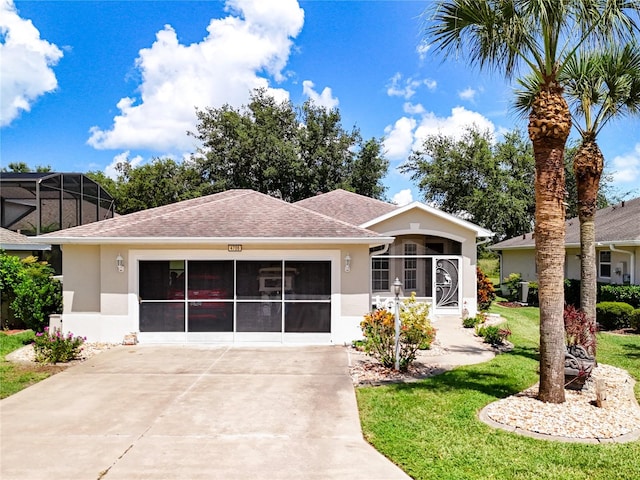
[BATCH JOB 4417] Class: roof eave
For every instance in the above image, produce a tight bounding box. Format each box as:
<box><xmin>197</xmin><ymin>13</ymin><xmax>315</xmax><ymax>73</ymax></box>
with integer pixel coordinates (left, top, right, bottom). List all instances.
<box><xmin>32</xmin><ymin>236</ymin><xmax>396</xmax><ymax>247</ymax></box>
<box><xmin>0</xmin><ymin>243</ymin><xmax>52</xmax><ymax>251</ymax></box>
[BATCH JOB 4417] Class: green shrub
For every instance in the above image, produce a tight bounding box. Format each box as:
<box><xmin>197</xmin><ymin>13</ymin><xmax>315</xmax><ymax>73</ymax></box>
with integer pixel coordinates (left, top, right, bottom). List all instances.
<box><xmin>599</xmin><ymin>284</ymin><xmax>640</xmax><ymax>309</ymax></box>
<box><xmin>360</xmin><ymin>294</ymin><xmax>435</xmax><ymax>371</ymax></box>
<box><xmin>475</xmin><ymin>324</ymin><xmax>511</xmax><ymax>346</ymax></box>
<box><xmin>0</xmin><ymin>253</ymin><xmax>62</xmax><ymax>331</ymax></box>
<box><xmin>502</xmin><ymin>273</ymin><xmax>522</xmax><ymax>301</ymax></box>
<box><xmin>596</xmin><ymin>301</ymin><xmax>634</xmax><ymax>330</ymax></box>
<box><xmin>630</xmin><ymin>309</ymin><xmax>640</xmax><ymax>332</ymax></box>
<box><xmin>476</xmin><ymin>267</ymin><xmax>496</xmax><ymax>311</ymax></box>
<box><xmin>462</xmin><ymin>314</ymin><xmax>484</xmax><ymax>328</ymax></box>
<box><xmin>33</xmin><ymin>327</ymin><xmax>85</xmax><ymax>364</ymax></box>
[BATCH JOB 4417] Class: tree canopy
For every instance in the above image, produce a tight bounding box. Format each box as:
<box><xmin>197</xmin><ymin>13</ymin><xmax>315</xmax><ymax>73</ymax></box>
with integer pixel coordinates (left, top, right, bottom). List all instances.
<box><xmin>190</xmin><ymin>88</ymin><xmax>389</xmax><ymax>202</ymax></box>
<box><xmin>402</xmin><ymin>127</ymin><xmax>535</xmax><ymax>241</ymax></box>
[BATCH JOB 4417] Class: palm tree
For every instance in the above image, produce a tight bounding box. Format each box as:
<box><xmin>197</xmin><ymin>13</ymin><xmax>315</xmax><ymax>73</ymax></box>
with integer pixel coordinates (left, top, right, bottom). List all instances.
<box><xmin>515</xmin><ymin>43</ymin><xmax>640</xmax><ymax>357</ymax></box>
<box><xmin>426</xmin><ymin>1</ymin><xmax>639</xmax><ymax>403</ymax></box>
<box><xmin>564</xmin><ymin>44</ymin><xmax>640</xmax><ymax>344</ymax></box>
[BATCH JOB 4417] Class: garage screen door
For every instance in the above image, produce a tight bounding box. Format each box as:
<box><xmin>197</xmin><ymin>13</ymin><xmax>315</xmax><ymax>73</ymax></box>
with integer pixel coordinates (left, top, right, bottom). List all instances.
<box><xmin>139</xmin><ymin>260</ymin><xmax>331</xmax><ymax>334</ymax></box>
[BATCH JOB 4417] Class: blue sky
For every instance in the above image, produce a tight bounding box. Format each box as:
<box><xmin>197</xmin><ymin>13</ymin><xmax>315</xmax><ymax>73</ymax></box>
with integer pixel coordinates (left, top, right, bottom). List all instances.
<box><xmin>2</xmin><ymin>0</ymin><xmax>640</xmax><ymax>206</ymax></box>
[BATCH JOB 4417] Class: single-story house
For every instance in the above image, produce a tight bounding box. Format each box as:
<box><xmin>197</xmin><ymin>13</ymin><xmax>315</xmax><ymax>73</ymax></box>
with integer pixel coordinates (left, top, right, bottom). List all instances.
<box><xmin>492</xmin><ymin>197</ymin><xmax>639</xmax><ymax>286</ymax></box>
<box><xmin>35</xmin><ymin>189</ymin><xmax>492</xmax><ymax>344</ymax></box>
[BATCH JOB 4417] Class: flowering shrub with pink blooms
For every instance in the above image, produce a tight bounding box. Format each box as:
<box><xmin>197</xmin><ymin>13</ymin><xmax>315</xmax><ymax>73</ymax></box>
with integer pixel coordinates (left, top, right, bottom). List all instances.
<box><xmin>33</xmin><ymin>327</ymin><xmax>86</xmax><ymax>364</ymax></box>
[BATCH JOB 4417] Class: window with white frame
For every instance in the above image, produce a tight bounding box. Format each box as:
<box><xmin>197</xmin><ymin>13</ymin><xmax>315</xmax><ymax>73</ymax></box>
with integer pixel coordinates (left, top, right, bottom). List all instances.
<box><xmin>404</xmin><ymin>243</ymin><xmax>417</xmax><ymax>290</ymax></box>
<box><xmin>599</xmin><ymin>250</ymin><xmax>611</xmax><ymax>278</ymax></box>
<box><xmin>372</xmin><ymin>256</ymin><xmax>389</xmax><ymax>291</ymax></box>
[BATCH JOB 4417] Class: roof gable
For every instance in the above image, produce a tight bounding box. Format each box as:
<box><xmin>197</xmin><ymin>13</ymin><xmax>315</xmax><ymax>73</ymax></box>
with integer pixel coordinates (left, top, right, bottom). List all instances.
<box><xmin>294</xmin><ymin>189</ymin><xmax>398</xmax><ymax>226</ymax></box>
<box><xmin>37</xmin><ymin>189</ymin><xmax>390</xmax><ymax>244</ymax></box>
<box><xmin>362</xmin><ymin>201</ymin><xmax>494</xmax><ymax>237</ymax></box>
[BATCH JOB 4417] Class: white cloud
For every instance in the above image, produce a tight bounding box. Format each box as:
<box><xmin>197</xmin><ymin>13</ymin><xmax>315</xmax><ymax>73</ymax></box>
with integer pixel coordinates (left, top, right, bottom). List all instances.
<box><xmin>104</xmin><ymin>151</ymin><xmax>144</xmax><ymax>179</ymax></box>
<box><xmin>302</xmin><ymin>80</ymin><xmax>339</xmax><ymax>109</ymax></box>
<box><xmin>87</xmin><ymin>0</ymin><xmax>304</xmax><ymax>151</ymax></box>
<box><xmin>0</xmin><ymin>0</ymin><xmax>63</xmax><ymax>127</ymax></box>
<box><xmin>382</xmin><ymin>107</ymin><xmax>496</xmax><ymax>161</ymax></box>
<box><xmin>458</xmin><ymin>87</ymin><xmax>476</xmax><ymax>101</ymax></box>
<box><xmin>413</xmin><ymin>106</ymin><xmax>495</xmax><ymax>144</ymax></box>
<box><xmin>416</xmin><ymin>40</ymin><xmax>431</xmax><ymax>61</ymax></box>
<box><xmin>392</xmin><ymin>189</ymin><xmax>413</xmax><ymax>206</ymax></box>
<box><xmin>611</xmin><ymin>143</ymin><xmax>640</xmax><ymax>185</ymax></box>
<box><xmin>383</xmin><ymin>117</ymin><xmax>416</xmax><ymax>161</ymax></box>
<box><xmin>386</xmin><ymin>73</ymin><xmax>436</xmax><ymax>100</ymax></box>
<box><xmin>403</xmin><ymin>102</ymin><xmax>425</xmax><ymax>115</ymax></box>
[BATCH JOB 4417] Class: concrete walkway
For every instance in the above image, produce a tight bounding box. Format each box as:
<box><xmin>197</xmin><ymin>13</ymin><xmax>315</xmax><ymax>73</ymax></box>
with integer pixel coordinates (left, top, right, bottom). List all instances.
<box><xmin>428</xmin><ymin>315</ymin><xmax>497</xmax><ymax>368</ymax></box>
<box><xmin>1</xmin><ymin>346</ymin><xmax>411</xmax><ymax>480</ymax></box>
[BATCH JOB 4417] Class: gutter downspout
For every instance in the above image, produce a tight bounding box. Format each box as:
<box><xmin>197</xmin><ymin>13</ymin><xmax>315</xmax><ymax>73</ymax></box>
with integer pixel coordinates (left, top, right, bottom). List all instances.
<box><xmin>609</xmin><ymin>244</ymin><xmax>635</xmax><ymax>285</ymax></box>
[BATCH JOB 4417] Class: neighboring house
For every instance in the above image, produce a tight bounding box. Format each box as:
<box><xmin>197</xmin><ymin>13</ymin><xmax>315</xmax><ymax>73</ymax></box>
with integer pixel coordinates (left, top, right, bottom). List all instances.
<box><xmin>35</xmin><ymin>189</ymin><xmax>492</xmax><ymax>344</ymax></box>
<box><xmin>492</xmin><ymin>198</ymin><xmax>640</xmax><ymax>286</ymax></box>
<box><xmin>0</xmin><ymin>227</ymin><xmax>51</xmax><ymax>258</ymax></box>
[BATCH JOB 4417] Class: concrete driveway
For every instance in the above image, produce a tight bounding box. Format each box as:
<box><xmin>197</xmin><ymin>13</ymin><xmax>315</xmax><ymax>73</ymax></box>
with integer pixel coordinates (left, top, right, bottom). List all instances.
<box><xmin>1</xmin><ymin>345</ymin><xmax>409</xmax><ymax>480</ymax></box>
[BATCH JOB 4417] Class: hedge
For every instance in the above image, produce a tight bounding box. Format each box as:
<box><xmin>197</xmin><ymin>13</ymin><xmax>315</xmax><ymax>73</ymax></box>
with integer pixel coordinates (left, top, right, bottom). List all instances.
<box><xmin>595</xmin><ymin>301</ymin><xmax>634</xmax><ymax>330</ymax></box>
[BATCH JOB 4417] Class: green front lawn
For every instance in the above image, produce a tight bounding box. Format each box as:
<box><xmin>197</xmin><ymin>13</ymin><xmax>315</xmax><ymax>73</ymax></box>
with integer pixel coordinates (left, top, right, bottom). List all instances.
<box><xmin>0</xmin><ymin>331</ymin><xmax>62</xmax><ymax>399</ymax></box>
<box><xmin>356</xmin><ymin>304</ymin><xmax>640</xmax><ymax>480</ymax></box>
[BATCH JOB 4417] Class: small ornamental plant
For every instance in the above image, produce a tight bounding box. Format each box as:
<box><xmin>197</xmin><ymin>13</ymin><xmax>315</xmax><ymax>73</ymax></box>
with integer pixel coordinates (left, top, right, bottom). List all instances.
<box><xmin>476</xmin><ymin>267</ymin><xmax>496</xmax><ymax>311</ymax></box>
<box><xmin>564</xmin><ymin>304</ymin><xmax>597</xmax><ymax>356</ymax></box>
<box><xmin>33</xmin><ymin>327</ymin><xmax>86</xmax><ymax>364</ymax></box>
<box><xmin>475</xmin><ymin>324</ymin><xmax>511</xmax><ymax>346</ymax></box>
<box><xmin>360</xmin><ymin>293</ymin><xmax>435</xmax><ymax>371</ymax></box>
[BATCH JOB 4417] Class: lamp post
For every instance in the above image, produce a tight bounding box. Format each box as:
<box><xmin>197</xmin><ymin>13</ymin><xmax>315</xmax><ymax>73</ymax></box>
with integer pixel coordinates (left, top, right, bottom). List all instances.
<box><xmin>393</xmin><ymin>277</ymin><xmax>402</xmax><ymax>371</ymax></box>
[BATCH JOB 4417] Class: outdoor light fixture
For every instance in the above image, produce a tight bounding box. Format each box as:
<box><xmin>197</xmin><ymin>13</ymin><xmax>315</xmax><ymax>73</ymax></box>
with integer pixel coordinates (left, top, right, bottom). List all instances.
<box><xmin>344</xmin><ymin>253</ymin><xmax>351</xmax><ymax>272</ymax></box>
<box><xmin>116</xmin><ymin>254</ymin><xmax>125</xmax><ymax>273</ymax></box>
<box><xmin>393</xmin><ymin>277</ymin><xmax>402</xmax><ymax>371</ymax></box>
<box><xmin>393</xmin><ymin>277</ymin><xmax>402</xmax><ymax>297</ymax></box>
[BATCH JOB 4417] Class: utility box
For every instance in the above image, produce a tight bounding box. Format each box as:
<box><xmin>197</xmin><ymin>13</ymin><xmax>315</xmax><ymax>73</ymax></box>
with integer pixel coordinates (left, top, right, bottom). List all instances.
<box><xmin>518</xmin><ymin>281</ymin><xmax>529</xmax><ymax>304</ymax></box>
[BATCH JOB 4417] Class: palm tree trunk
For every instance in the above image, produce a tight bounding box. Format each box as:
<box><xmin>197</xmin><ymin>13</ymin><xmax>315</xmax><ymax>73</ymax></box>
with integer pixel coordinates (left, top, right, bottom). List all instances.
<box><xmin>528</xmin><ymin>87</ymin><xmax>571</xmax><ymax>404</ymax></box>
<box><xmin>574</xmin><ymin>138</ymin><xmax>603</xmax><ymax>357</ymax></box>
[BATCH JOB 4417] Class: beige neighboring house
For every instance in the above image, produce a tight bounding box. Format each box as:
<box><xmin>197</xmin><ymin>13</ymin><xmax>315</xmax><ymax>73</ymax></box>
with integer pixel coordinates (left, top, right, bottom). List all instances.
<box><xmin>0</xmin><ymin>227</ymin><xmax>51</xmax><ymax>258</ymax></box>
<box><xmin>34</xmin><ymin>189</ymin><xmax>492</xmax><ymax>344</ymax></box>
<box><xmin>492</xmin><ymin>198</ymin><xmax>640</xmax><ymax>286</ymax></box>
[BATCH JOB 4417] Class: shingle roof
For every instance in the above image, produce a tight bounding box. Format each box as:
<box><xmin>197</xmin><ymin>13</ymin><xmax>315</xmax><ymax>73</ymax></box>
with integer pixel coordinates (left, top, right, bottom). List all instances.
<box><xmin>294</xmin><ymin>189</ymin><xmax>398</xmax><ymax>226</ymax></box>
<box><xmin>1</xmin><ymin>227</ymin><xmax>51</xmax><ymax>251</ymax></box>
<box><xmin>37</xmin><ymin>189</ymin><xmax>389</xmax><ymax>244</ymax></box>
<box><xmin>492</xmin><ymin>197</ymin><xmax>640</xmax><ymax>249</ymax></box>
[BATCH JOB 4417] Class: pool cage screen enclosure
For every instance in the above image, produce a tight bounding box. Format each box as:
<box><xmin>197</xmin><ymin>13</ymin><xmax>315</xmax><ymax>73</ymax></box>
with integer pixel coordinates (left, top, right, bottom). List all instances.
<box><xmin>0</xmin><ymin>172</ymin><xmax>115</xmax><ymax>235</ymax></box>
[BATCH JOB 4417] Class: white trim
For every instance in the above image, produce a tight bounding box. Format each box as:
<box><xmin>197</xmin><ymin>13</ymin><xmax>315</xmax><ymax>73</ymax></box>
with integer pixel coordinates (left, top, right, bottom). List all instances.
<box><xmin>361</xmin><ymin>201</ymin><xmax>494</xmax><ymax>237</ymax></box>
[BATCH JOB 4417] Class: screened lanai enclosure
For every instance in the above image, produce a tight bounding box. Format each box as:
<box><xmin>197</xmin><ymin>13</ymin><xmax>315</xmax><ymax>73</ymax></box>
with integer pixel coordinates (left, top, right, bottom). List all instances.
<box><xmin>371</xmin><ymin>234</ymin><xmax>462</xmax><ymax>312</ymax></box>
<box><xmin>0</xmin><ymin>172</ymin><xmax>115</xmax><ymax>235</ymax></box>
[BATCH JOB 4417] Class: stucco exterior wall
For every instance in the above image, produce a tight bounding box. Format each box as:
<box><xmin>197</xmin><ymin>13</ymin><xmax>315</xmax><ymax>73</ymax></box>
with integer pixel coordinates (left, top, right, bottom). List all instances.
<box><xmin>62</xmin><ymin>244</ymin><xmax>100</xmax><ymax>313</ymax></box>
<box><xmin>500</xmin><ymin>249</ymin><xmax>537</xmax><ymax>283</ymax></box>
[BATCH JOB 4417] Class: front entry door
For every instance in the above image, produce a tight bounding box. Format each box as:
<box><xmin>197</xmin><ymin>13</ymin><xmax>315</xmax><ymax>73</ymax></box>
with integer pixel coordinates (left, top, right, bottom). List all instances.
<box><xmin>433</xmin><ymin>257</ymin><xmax>460</xmax><ymax>314</ymax></box>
